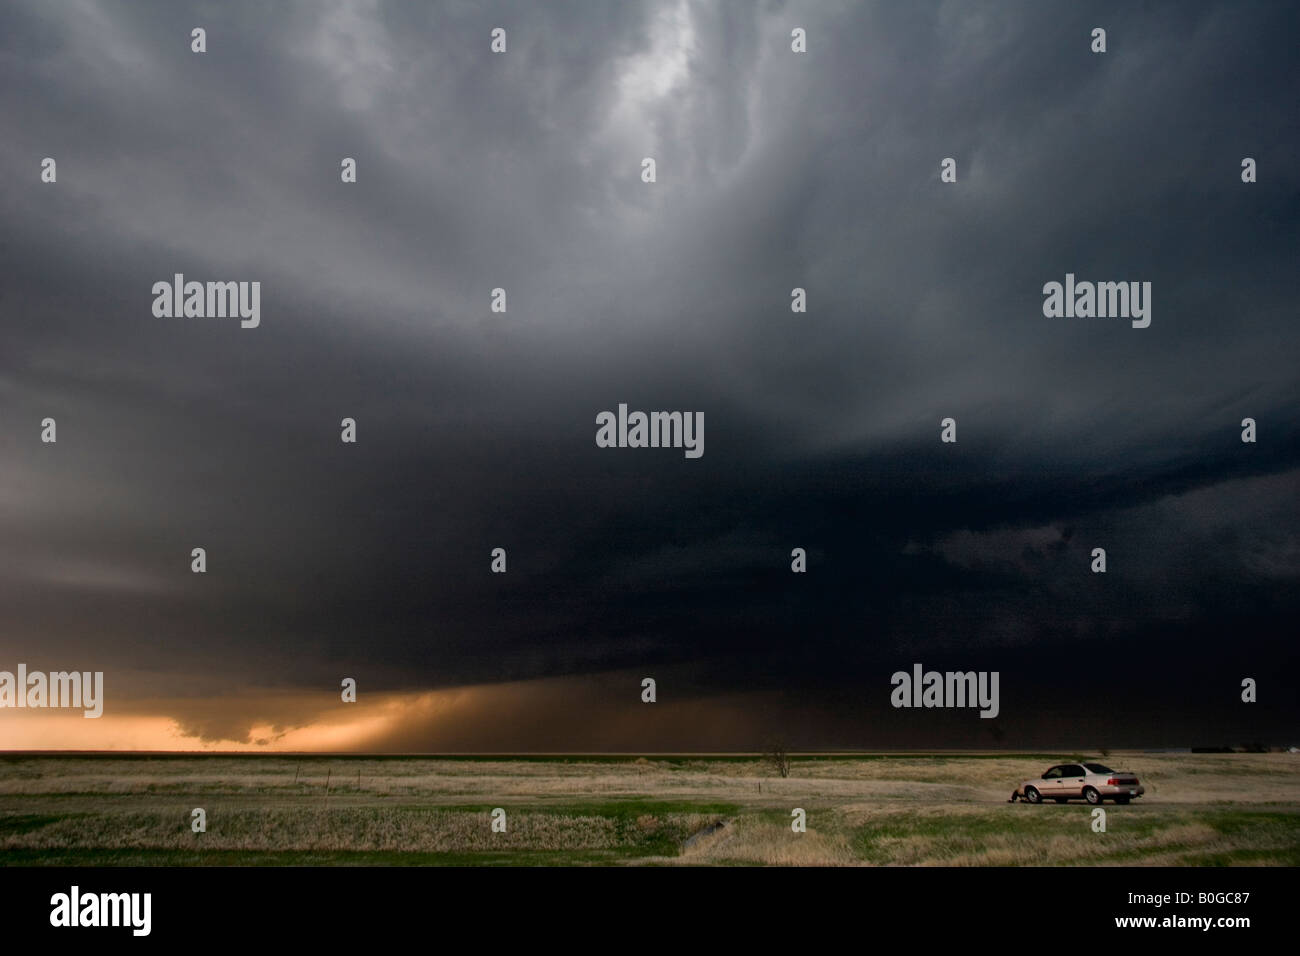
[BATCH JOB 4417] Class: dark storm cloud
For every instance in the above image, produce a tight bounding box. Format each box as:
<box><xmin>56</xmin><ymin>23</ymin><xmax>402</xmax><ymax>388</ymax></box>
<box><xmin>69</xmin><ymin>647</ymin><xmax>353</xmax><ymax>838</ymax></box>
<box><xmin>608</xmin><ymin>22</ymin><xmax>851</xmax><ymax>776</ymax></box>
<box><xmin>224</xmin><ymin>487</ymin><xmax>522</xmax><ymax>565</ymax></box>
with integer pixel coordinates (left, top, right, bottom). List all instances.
<box><xmin>0</xmin><ymin>1</ymin><xmax>1296</xmax><ymax>748</ymax></box>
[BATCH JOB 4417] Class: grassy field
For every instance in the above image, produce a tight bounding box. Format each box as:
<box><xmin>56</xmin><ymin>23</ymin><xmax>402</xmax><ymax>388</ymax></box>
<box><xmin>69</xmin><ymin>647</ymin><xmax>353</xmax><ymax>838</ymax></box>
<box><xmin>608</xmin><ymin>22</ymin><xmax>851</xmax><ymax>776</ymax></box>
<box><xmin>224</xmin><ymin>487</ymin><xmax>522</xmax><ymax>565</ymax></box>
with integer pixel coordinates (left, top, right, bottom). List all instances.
<box><xmin>1</xmin><ymin>752</ymin><xmax>1297</xmax><ymax>866</ymax></box>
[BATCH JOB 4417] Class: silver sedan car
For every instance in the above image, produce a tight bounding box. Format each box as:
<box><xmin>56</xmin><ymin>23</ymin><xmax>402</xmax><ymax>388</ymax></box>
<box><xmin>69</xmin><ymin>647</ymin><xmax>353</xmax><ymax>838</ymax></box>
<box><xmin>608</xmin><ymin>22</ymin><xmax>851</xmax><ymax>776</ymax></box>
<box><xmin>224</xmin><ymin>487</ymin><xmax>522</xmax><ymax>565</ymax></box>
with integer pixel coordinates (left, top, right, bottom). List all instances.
<box><xmin>1010</xmin><ymin>761</ymin><xmax>1144</xmax><ymax>805</ymax></box>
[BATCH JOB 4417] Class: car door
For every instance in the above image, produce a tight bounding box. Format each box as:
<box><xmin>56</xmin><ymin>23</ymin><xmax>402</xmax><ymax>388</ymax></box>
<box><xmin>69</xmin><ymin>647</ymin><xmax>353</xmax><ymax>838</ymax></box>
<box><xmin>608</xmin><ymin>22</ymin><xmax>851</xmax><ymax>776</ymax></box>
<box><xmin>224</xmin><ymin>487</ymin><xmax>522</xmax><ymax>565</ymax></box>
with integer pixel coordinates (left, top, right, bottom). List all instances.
<box><xmin>1038</xmin><ymin>765</ymin><xmax>1064</xmax><ymax>796</ymax></box>
<box><xmin>1058</xmin><ymin>764</ymin><xmax>1087</xmax><ymax>798</ymax></box>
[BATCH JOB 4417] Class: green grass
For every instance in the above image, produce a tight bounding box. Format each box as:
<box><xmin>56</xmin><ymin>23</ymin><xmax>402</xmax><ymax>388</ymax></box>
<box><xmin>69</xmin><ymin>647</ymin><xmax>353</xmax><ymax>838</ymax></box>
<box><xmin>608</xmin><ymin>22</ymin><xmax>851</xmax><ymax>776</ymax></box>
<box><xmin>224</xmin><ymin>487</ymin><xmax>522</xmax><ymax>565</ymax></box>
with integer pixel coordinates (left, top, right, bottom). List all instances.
<box><xmin>0</xmin><ymin>800</ymin><xmax>742</xmax><ymax>867</ymax></box>
<box><xmin>0</xmin><ymin>847</ymin><xmax>664</xmax><ymax>866</ymax></box>
<box><xmin>850</xmin><ymin>806</ymin><xmax>1300</xmax><ymax>866</ymax></box>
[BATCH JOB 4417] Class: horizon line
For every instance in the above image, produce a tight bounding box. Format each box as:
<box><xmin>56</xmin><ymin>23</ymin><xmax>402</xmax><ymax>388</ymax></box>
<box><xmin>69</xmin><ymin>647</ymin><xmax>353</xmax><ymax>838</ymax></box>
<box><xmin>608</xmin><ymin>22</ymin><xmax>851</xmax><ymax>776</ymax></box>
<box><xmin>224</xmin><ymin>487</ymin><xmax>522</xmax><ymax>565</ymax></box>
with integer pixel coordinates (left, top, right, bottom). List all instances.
<box><xmin>0</xmin><ymin>747</ymin><xmax>1231</xmax><ymax>758</ymax></box>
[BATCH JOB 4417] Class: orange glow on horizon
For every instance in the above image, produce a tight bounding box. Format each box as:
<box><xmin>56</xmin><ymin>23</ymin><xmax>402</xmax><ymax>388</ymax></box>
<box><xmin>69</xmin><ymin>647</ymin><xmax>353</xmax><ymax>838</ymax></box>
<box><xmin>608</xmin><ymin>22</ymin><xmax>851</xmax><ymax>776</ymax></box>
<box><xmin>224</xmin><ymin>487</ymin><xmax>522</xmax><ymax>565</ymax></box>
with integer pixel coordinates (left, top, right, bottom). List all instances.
<box><xmin>0</xmin><ymin>689</ymin><xmax>454</xmax><ymax>752</ymax></box>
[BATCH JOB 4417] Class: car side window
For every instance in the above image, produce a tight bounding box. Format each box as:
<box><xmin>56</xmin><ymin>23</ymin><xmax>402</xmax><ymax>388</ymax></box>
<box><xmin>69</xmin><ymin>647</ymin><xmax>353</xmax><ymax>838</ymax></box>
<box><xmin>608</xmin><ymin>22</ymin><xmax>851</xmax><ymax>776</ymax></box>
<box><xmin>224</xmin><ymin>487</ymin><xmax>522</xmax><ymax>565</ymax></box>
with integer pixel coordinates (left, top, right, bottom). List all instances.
<box><xmin>1043</xmin><ymin>767</ymin><xmax>1062</xmax><ymax>779</ymax></box>
<box><xmin>1061</xmin><ymin>765</ymin><xmax>1085</xmax><ymax>777</ymax></box>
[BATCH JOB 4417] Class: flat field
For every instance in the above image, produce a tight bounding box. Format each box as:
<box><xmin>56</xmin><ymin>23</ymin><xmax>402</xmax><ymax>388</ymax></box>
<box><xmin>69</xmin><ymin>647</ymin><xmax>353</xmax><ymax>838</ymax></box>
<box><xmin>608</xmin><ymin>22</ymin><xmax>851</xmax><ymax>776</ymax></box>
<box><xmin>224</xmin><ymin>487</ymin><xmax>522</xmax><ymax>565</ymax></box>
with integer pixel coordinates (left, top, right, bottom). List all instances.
<box><xmin>1</xmin><ymin>752</ymin><xmax>1296</xmax><ymax>866</ymax></box>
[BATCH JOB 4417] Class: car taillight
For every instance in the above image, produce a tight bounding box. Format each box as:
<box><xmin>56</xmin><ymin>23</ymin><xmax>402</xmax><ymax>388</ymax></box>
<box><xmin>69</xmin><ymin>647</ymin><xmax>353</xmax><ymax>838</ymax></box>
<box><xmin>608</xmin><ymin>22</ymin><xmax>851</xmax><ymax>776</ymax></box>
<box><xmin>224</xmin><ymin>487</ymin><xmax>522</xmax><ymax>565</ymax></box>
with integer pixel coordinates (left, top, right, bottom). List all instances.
<box><xmin>1107</xmin><ymin>778</ymin><xmax>1118</xmax><ymax>786</ymax></box>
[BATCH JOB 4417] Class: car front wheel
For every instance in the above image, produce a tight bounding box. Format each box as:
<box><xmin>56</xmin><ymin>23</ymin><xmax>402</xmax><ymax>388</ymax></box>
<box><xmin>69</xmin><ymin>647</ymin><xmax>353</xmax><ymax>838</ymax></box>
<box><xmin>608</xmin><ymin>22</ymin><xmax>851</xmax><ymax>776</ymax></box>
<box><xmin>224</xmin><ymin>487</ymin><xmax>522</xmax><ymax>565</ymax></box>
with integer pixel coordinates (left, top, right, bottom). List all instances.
<box><xmin>1083</xmin><ymin>787</ymin><xmax>1101</xmax><ymax>805</ymax></box>
<box><xmin>1024</xmin><ymin>786</ymin><xmax>1041</xmax><ymax>804</ymax></box>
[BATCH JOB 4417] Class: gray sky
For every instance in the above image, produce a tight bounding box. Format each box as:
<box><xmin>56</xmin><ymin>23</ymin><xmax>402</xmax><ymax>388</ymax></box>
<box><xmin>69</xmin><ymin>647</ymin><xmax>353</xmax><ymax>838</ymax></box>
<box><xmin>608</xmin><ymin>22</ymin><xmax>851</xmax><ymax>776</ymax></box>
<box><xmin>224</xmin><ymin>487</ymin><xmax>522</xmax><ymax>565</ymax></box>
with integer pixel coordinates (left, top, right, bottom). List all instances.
<box><xmin>1</xmin><ymin>0</ymin><xmax>1296</xmax><ymax>750</ymax></box>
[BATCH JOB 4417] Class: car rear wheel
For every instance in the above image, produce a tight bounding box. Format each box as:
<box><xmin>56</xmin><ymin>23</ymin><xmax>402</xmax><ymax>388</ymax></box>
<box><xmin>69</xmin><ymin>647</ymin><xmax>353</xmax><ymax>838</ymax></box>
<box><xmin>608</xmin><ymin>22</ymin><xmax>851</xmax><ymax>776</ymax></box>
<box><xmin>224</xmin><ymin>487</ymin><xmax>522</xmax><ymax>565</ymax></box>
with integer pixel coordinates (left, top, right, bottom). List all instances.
<box><xmin>1024</xmin><ymin>786</ymin><xmax>1041</xmax><ymax>804</ymax></box>
<box><xmin>1083</xmin><ymin>787</ymin><xmax>1101</xmax><ymax>805</ymax></box>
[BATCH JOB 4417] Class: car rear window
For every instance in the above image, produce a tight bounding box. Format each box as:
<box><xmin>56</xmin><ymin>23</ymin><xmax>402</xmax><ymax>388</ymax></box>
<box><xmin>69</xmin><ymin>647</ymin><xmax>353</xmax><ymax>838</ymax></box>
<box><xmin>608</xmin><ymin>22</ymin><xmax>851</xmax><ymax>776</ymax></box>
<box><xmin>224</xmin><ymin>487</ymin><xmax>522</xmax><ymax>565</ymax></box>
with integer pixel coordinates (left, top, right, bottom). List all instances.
<box><xmin>1084</xmin><ymin>763</ymin><xmax>1113</xmax><ymax>773</ymax></box>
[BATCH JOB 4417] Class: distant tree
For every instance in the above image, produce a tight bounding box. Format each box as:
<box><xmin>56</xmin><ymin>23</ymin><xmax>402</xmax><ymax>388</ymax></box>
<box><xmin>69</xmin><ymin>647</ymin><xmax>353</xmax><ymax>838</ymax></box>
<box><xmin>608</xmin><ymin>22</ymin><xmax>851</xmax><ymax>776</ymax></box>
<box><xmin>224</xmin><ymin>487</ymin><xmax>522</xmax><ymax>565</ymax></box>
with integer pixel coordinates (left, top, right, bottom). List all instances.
<box><xmin>1099</xmin><ymin>746</ymin><xmax>1111</xmax><ymax>758</ymax></box>
<box><xmin>763</xmin><ymin>740</ymin><xmax>791</xmax><ymax>778</ymax></box>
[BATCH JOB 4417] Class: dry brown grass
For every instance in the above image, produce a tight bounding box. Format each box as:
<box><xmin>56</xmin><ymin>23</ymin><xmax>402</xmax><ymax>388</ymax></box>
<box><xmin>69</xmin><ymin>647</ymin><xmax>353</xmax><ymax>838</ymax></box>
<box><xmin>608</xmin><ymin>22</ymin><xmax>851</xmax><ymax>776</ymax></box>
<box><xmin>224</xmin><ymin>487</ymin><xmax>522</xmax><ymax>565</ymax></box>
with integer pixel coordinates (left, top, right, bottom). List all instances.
<box><xmin>3</xmin><ymin>753</ymin><xmax>1294</xmax><ymax>804</ymax></box>
<box><xmin>1</xmin><ymin>752</ymin><xmax>1296</xmax><ymax>865</ymax></box>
